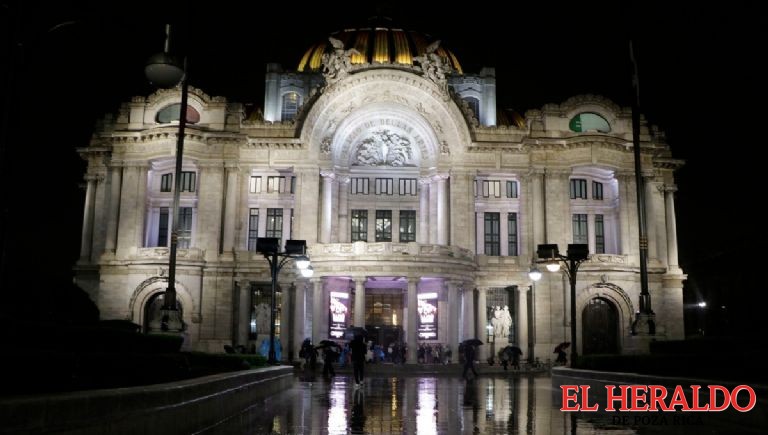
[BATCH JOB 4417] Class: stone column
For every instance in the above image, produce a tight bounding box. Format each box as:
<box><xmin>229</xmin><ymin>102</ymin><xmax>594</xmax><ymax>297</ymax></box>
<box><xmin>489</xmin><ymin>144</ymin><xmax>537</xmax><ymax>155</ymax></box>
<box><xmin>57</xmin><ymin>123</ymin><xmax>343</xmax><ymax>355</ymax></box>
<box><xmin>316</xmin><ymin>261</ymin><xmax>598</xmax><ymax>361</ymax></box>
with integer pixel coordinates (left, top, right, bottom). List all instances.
<box><xmin>652</xmin><ymin>181</ymin><xmax>669</xmax><ymax>266</ymax></box>
<box><xmin>665</xmin><ymin>185</ymin><xmax>681</xmax><ymax>272</ymax></box>
<box><xmin>282</xmin><ymin>207</ymin><xmax>292</xmax><ymax>241</ymax></box>
<box><xmin>617</xmin><ymin>173</ymin><xmax>634</xmax><ymax>256</ymax></box>
<box><xmin>320</xmin><ymin>171</ymin><xmax>334</xmax><ymax>243</ymax></box>
<box><xmin>311</xmin><ymin>278</ymin><xmax>324</xmax><ymax>343</ymax></box>
<box><xmin>544</xmin><ymin>170</ymin><xmax>569</xmax><ymax>249</ymax></box>
<box><xmin>354</xmin><ymin>277</ymin><xmax>366</xmax><ymax>328</ymax></box>
<box><xmin>234</xmin><ymin>166</ymin><xmax>250</xmax><ymax>250</ymax></box>
<box><xmin>446</xmin><ymin>280</ymin><xmax>460</xmax><ymax>355</ymax></box>
<box><xmin>338</xmin><ymin>176</ymin><xmax>350</xmax><ymax>243</ymax></box>
<box><xmin>104</xmin><ymin>164</ymin><xmax>123</xmax><ymax>254</ymax></box>
<box><xmin>462</xmin><ymin>287</ymin><xmax>475</xmax><ymax>342</ymax></box>
<box><xmin>644</xmin><ymin>177</ymin><xmax>659</xmax><ymax>260</ymax></box>
<box><xmin>294</xmin><ymin>168</ymin><xmax>319</xmax><ymax>244</ymax></box>
<box><xmin>476</xmin><ymin>287</ymin><xmax>487</xmax><ymax>360</ymax></box>
<box><xmin>196</xmin><ymin>163</ymin><xmax>224</xmax><ymax>260</ymax></box>
<box><xmin>475</xmin><ymin>212</ymin><xmax>484</xmax><ymax>255</ymax></box>
<box><xmin>418</xmin><ymin>177</ymin><xmax>430</xmax><ymax>244</ymax></box>
<box><xmin>436</xmin><ymin>174</ymin><xmax>449</xmax><ymax>245</ymax></box>
<box><xmin>500</xmin><ymin>211</ymin><xmax>510</xmax><ymax>256</ymax></box>
<box><xmin>518</xmin><ymin>175</ymin><xmax>531</xmax><ymax>260</ymax></box>
<box><xmin>79</xmin><ymin>175</ymin><xmax>98</xmax><ymax>261</ymax></box>
<box><xmin>293</xmin><ymin>281</ymin><xmax>307</xmax><ymax>356</ymax></box>
<box><xmin>237</xmin><ymin>279</ymin><xmax>251</xmax><ymax>347</ymax></box>
<box><xmin>221</xmin><ymin>163</ymin><xmax>239</xmax><ymax>253</ymax></box>
<box><xmin>587</xmin><ymin>212</ymin><xmax>596</xmax><ymax>255</ymax></box>
<box><xmin>280</xmin><ymin>282</ymin><xmax>292</xmax><ymax>361</ymax></box>
<box><xmin>428</xmin><ymin>177</ymin><xmax>438</xmax><ymax>243</ymax></box>
<box><xmin>407</xmin><ymin>278</ymin><xmax>418</xmax><ymax>363</ymax></box>
<box><xmin>449</xmin><ymin>169</ymin><xmax>474</xmax><ymax>251</ymax></box>
<box><xmin>116</xmin><ymin>163</ymin><xmax>147</xmax><ymax>257</ymax></box>
<box><xmin>517</xmin><ymin>286</ymin><xmax>529</xmax><ymax>354</ymax></box>
<box><xmin>531</xmin><ymin>170</ymin><xmax>545</xmax><ymax>248</ymax></box>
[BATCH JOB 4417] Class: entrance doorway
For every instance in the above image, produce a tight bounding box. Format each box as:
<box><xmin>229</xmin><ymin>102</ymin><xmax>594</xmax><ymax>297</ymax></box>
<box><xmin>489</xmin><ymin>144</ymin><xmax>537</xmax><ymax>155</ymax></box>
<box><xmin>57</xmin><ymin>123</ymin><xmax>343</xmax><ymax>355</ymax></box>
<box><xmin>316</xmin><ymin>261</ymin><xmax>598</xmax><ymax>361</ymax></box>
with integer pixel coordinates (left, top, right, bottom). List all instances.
<box><xmin>582</xmin><ymin>297</ymin><xmax>619</xmax><ymax>354</ymax></box>
<box><xmin>364</xmin><ymin>291</ymin><xmax>404</xmax><ymax>352</ymax></box>
<box><xmin>144</xmin><ymin>292</ymin><xmax>183</xmax><ymax>333</ymax></box>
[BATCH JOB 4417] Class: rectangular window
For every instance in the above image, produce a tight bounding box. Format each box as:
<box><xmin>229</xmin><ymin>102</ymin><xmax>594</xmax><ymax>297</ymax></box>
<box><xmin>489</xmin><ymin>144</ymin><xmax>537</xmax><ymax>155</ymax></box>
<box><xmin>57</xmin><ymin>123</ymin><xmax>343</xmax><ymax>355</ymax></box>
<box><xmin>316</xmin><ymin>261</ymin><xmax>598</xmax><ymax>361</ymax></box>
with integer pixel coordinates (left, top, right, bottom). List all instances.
<box><xmin>351</xmin><ymin>209</ymin><xmax>368</xmax><ymax>242</ymax></box>
<box><xmin>474</xmin><ymin>180</ymin><xmax>478</xmax><ymax>197</ymax></box>
<box><xmin>157</xmin><ymin>207</ymin><xmax>169</xmax><ymax>246</ymax></box>
<box><xmin>375</xmin><ymin>210</ymin><xmax>392</xmax><ymax>242</ymax></box>
<box><xmin>247</xmin><ymin>208</ymin><xmax>259</xmax><ymax>251</ymax></box>
<box><xmin>249</xmin><ymin>176</ymin><xmax>262</xmax><ymax>193</ymax></box>
<box><xmin>592</xmin><ymin>181</ymin><xmax>603</xmax><ymax>200</ymax></box>
<box><xmin>595</xmin><ymin>214</ymin><xmax>605</xmax><ymax>254</ymax></box>
<box><xmin>178</xmin><ymin>207</ymin><xmax>193</xmax><ymax>248</ymax></box>
<box><xmin>507</xmin><ymin>213</ymin><xmax>518</xmax><ymax>256</ymax></box>
<box><xmin>506</xmin><ymin>180</ymin><xmax>518</xmax><ymax>198</ymax></box>
<box><xmin>266</xmin><ymin>208</ymin><xmax>283</xmax><ymax>243</ymax></box>
<box><xmin>375</xmin><ymin>178</ymin><xmax>393</xmax><ymax>195</ymax></box>
<box><xmin>267</xmin><ymin>176</ymin><xmax>285</xmax><ymax>193</ymax></box>
<box><xmin>399</xmin><ymin>210</ymin><xmax>416</xmax><ymax>242</ymax></box>
<box><xmin>484</xmin><ymin>212</ymin><xmax>500</xmax><ymax>256</ymax></box>
<box><xmin>180</xmin><ymin>171</ymin><xmax>196</xmax><ymax>192</ymax></box>
<box><xmin>482</xmin><ymin>180</ymin><xmax>501</xmax><ymax>198</ymax></box>
<box><xmin>570</xmin><ymin>178</ymin><xmax>587</xmax><ymax>199</ymax></box>
<box><xmin>399</xmin><ymin>178</ymin><xmax>417</xmax><ymax>195</ymax></box>
<box><xmin>572</xmin><ymin>214</ymin><xmax>588</xmax><ymax>244</ymax></box>
<box><xmin>350</xmin><ymin>177</ymin><xmax>369</xmax><ymax>195</ymax></box>
<box><xmin>290</xmin><ymin>176</ymin><xmax>296</xmax><ymax>194</ymax></box>
<box><xmin>160</xmin><ymin>174</ymin><xmax>172</xmax><ymax>192</ymax></box>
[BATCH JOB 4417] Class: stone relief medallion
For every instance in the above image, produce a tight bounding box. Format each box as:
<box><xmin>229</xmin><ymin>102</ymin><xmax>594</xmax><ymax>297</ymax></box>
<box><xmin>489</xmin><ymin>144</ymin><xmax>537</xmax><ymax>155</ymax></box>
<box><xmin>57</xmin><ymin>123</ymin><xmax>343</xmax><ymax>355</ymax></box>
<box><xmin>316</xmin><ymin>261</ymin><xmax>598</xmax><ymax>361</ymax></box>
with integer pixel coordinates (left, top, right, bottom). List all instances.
<box><xmin>353</xmin><ymin>129</ymin><xmax>415</xmax><ymax>166</ymax></box>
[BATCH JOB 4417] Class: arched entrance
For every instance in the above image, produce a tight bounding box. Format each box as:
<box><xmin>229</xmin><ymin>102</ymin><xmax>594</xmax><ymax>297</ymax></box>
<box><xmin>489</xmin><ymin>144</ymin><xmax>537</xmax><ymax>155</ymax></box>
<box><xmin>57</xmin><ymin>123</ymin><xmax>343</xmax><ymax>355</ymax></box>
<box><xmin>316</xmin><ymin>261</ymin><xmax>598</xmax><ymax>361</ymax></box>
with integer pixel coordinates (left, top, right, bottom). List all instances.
<box><xmin>582</xmin><ymin>297</ymin><xmax>619</xmax><ymax>354</ymax></box>
<box><xmin>143</xmin><ymin>292</ymin><xmax>183</xmax><ymax>333</ymax></box>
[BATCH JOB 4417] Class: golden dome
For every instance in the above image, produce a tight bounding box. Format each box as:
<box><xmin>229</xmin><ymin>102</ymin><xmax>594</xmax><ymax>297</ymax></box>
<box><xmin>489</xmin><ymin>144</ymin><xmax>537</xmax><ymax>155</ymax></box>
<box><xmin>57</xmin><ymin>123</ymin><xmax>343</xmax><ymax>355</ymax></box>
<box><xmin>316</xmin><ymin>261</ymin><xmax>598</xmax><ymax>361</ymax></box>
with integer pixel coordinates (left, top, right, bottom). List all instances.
<box><xmin>298</xmin><ymin>27</ymin><xmax>463</xmax><ymax>74</ymax></box>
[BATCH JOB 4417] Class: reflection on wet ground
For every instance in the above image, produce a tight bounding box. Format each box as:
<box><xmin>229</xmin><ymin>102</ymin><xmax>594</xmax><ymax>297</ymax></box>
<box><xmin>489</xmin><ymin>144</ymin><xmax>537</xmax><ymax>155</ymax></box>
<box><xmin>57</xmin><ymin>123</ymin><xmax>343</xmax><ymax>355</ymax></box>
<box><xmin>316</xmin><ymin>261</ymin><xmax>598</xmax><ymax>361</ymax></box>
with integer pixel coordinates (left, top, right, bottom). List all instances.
<box><xmin>200</xmin><ymin>373</ymin><xmax>765</xmax><ymax>434</ymax></box>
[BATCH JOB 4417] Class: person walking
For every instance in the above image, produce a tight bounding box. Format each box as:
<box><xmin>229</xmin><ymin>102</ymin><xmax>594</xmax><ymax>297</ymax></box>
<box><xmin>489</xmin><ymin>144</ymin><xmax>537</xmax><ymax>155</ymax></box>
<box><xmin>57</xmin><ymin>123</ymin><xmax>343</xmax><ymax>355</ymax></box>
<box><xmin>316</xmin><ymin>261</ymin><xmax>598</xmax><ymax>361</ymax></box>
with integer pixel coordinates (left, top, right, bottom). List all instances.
<box><xmin>322</xmin><ymin>344</ymin><xmax>340</xmax><ymax>379</ymax></box>
<box><xmin>462</xmin><ymin>343</ymin><xmax>478</xmax><ymax>380</ymax></box>
<box><xmin>350</xmin><ymin>334</ymin><xmax>367</xmax><ymax>388</ymax></box>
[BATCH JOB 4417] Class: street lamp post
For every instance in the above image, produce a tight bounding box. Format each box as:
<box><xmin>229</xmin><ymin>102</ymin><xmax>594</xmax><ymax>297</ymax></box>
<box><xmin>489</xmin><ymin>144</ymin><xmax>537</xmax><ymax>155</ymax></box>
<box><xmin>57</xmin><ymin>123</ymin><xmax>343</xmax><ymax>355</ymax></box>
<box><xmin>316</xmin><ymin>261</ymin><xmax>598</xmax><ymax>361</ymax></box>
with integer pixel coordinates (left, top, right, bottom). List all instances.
<box><xmin>145</xmin><ymin>25</ymin><xmax>188</xmax><ymax>330</ymax></box>
<box><xmin>256</xmin><ymin>237</ymin><xmax>313</xmax><ymax>364</ymax></box>
<box><xmin>536</xmin><ymin>243</ymin><xmax>589</xmax><ymax>365</ymax></box>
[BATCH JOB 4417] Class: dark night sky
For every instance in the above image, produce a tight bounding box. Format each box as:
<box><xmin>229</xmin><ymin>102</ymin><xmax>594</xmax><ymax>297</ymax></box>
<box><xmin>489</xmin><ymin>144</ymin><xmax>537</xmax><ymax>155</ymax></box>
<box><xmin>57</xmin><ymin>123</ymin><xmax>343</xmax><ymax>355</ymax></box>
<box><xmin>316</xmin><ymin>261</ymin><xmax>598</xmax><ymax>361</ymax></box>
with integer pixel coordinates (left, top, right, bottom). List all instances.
<box><xmin>2</xmin><ymin>1</ymin><xmax>765</xmax><ymax>333</ymax></box>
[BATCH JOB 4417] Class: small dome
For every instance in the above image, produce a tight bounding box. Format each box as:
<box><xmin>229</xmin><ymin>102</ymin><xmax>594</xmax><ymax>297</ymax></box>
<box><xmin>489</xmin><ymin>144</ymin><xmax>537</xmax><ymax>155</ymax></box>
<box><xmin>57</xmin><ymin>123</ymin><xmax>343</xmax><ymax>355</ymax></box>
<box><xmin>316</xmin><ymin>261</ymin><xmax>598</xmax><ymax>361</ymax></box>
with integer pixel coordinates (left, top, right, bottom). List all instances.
<box><xmin>298</xmin><ymin>27</ymin><xmax>463</xmax><ymax>74</ymax></box>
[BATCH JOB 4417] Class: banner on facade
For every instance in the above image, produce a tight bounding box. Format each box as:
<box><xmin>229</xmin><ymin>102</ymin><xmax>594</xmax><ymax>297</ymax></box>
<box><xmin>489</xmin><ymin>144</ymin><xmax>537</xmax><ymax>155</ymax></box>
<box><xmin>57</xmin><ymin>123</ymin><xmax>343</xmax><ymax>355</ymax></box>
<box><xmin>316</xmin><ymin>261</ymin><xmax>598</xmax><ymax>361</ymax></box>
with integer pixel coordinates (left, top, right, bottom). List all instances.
<box><xmin>417</xmin><ymin>292</ymin><xmax>438</xmax><ymax>340</ymax></box>
<box><xmin>329</xmin><ymin>291</ymin><xmax>349</xmax><ymax>339</ymax></box>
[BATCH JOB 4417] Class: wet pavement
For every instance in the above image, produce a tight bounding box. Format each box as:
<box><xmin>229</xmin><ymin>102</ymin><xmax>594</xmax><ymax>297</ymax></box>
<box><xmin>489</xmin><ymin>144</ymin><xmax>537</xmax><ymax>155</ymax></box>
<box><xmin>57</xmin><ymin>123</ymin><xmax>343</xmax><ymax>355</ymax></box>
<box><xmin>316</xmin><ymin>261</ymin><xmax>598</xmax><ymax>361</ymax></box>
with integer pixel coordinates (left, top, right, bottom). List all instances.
<box><xmin>199</xmin><ymin>372</ymin><xmax>765</xmax><ymax>434</ymax></box>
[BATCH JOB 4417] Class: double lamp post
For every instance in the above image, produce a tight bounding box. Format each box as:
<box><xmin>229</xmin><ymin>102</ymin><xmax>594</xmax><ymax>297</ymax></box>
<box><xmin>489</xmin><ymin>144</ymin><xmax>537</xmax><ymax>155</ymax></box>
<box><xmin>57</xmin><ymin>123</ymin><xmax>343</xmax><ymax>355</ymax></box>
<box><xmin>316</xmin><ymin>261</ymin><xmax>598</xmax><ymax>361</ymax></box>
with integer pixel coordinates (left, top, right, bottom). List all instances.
<box><xmin>533</xmin><ymin>243</ymin><xmax>589</xmax><ymax>364</ymax></box>
<box><xmin>256</xmin><ymin>238</ymin><xmax>313</xmax><ymax>364</ymax></box>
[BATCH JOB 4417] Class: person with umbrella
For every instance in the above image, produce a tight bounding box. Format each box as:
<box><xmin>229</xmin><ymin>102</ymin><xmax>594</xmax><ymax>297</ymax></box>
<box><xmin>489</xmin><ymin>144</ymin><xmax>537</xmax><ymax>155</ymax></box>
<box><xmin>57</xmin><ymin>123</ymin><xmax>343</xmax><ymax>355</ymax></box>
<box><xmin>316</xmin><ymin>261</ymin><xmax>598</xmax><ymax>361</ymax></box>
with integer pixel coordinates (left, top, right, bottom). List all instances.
<box><xmin>317</xmin><ymin>340</ymin><xmax>341</xmax><ymax>379</ymax></box>
<box><xmin>498</xmin><ymin>345</ymin><xmax>523</xmax><ymax>371</ymax></box>
<box><xmin>462</xmin><ymin>338</ymin><xmax>482</xmax><ymax>380</ymax></box>
<box><xmin>554</xmin><ymin>342</ymin><xmax>570</xmax><ymax>365</ymax></box>
<box><xmin>349</xmin><ymin>333</ymin><xmax>367</xmax><ymax>388</ymax></box>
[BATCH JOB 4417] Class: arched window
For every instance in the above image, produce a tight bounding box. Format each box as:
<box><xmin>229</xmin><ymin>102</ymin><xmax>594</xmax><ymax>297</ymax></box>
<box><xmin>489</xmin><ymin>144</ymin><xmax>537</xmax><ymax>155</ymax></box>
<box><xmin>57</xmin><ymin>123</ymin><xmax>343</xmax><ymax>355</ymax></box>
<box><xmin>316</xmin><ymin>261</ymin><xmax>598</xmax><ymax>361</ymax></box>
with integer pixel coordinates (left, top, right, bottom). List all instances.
<box><xmin>281</xmin><ymin>92</ymin><xmax>301</xmax><ymax>121</ymax></box>
<box><xmin>463</xmin><ymin>97</ymin><xmax>480</xmax><ymax>119</ymax></box>
<box><xmin>569</xmin><ymin>112</ymin><xmax>610</xmax><ymax>133</ymax></box>
<box><xmin>156</xmin><ymin>104</ymin><xmax>200</xmax><ymax>124</ymax></box>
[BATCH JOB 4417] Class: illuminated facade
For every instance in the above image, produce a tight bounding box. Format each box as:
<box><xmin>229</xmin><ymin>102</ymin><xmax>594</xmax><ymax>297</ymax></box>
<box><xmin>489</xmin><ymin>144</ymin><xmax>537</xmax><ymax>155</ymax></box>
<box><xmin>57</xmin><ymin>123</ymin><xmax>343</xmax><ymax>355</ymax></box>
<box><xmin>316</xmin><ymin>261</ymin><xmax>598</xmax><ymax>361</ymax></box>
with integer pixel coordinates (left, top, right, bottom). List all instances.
<box><xmin>76</xmin><ymin>26</ymin><xmax>685</xmax><ymax>361</ymax></box>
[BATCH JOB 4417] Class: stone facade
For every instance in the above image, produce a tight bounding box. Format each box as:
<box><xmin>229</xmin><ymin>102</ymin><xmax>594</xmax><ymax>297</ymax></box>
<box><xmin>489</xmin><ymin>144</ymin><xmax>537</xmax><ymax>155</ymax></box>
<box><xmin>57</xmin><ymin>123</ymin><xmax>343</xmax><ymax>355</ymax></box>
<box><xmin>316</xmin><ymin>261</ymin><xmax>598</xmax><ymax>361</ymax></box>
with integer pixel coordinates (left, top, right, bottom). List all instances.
<box><xmin>76</xmin><ymin>28</ymin><xmax>685</xmax><ymax>361</ymax></box>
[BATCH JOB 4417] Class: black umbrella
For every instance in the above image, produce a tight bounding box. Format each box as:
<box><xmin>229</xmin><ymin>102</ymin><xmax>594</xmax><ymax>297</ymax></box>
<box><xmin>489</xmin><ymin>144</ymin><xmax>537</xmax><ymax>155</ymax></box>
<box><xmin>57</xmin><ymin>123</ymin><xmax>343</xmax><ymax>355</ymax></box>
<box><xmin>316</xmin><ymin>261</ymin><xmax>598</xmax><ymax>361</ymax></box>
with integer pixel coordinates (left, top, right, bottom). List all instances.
<box><xmin>502</xmin><ymin>345</ymin><xmax>523</xmax><ymax>355</ymax></box>
<box><xmin>554</xmin><ymin>342</ymin><xmax>570</xmax><ymax>352</ymax></box>
<box><xmin>463</xmin><ymin>338</ymin><xmax>483</xmax><ymax>346</ymax></box>
<box><xmin>316</xmin><ymin>340</ymin><xmax>342</xmax><ymax>350</ymax></box>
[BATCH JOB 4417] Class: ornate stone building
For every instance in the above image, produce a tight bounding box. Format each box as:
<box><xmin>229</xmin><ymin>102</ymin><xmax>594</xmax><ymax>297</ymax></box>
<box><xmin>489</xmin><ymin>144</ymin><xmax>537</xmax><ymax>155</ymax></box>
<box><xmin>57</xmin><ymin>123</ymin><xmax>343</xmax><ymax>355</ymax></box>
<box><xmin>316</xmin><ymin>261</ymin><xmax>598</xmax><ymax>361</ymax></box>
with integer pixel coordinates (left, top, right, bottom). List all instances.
<box><xmin>75</xmin><ymin>26</ymin><xmax>685</xmax><ymax>362</ymax></box>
